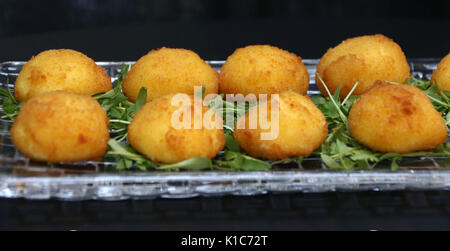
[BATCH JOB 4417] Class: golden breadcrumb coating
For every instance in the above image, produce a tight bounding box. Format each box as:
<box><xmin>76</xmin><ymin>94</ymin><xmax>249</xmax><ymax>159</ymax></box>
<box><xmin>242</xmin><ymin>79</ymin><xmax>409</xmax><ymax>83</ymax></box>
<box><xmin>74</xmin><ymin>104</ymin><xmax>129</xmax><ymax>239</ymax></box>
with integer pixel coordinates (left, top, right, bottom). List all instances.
<box><xmin>349</xmin><ymin>82</ymin><xmax>448</xmax><ymax>154</ymax></box>
<box><xmin>10</xmin><ymin>91</ymin><xmax>110</xmax><ymax>162</ymax></box>
<box><xmin>128</xmin><ymin>94</ymin><xmax>225</xmax><ymax>164</ymax></box>
<box><xmin>317</xmin><ymin>34</ymin><xmax>411</xmax><ymax>99</ymax></box>
<box><xmin>122</xmin><ymin>47</ymin><xmax>219</xmax><ymax>102</ymax></box>
<box><xmin>219</xmin><ymin>45</ymin><xmax>310</xmax><ymax>97</ymax></box>
<box><xmin>14</xmin><ymin>49</ymin><xmax>112</xmax><ymax>101</ymax></box>
<box><xmin>233</xmin><ymin>92</ymin><xmax>328</xmax><ymax>160</ymax></box>
<box><xmin>431</xmin><ymin>53</ymin><xmax>450</xmax><ymax>91</ymax></box>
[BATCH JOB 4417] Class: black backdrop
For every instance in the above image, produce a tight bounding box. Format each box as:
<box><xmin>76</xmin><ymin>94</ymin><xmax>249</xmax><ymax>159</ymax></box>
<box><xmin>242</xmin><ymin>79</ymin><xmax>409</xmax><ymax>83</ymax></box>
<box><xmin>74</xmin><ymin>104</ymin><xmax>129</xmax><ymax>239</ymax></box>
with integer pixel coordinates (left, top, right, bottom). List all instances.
<box><xmin>1</xmin><ymin>0</ymin><xmax>450</xmax><ymax>37</ymax></box>
<box><xmin>0</xmin><ymin>0</ymin><xmax>449</xmax><ymax>61</ymax></box>
<box><xmin>0</xmin><ymin>0</ymin><xmax>450</xmax><ymax>231</ymax></box>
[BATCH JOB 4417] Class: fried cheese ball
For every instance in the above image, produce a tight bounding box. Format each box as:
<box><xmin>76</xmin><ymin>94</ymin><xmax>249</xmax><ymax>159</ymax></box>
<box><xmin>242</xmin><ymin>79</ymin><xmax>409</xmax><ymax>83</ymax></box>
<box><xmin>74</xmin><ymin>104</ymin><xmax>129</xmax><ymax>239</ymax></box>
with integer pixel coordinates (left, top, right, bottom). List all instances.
<box><xmin>316</xmin><ymin>34</ymin><xmax>411</xmax><ymax>99</ymax></box>
<box><xmin>128</xmin><ymin>94</ymin><xmax>225</xmax><ymax>164</ymax></box>
<box><xmin>233</xmin><ymin>92</ymin><xmax>328</xmax><ymax>160</ymax></box>
<box><xmin>219</xmin><ymin>45</ymin><xmax>310</xmax><ymax>98</ymax></box>
<box><xmin>10</xmin><ymin>91</ymin><xmax>110</xmax><ymax>162</ymax></box>
<box><xmin>122</xmin><ymin>47</ymin><xmax>219</xmax><ymax>103</ymax></box>
<box><xmin>349</xmin><ymin>82</ymin><xmax>448</xmax><ymax>154</ymax></box>
<box><xmin>431</xmin><ymin>53</ymin><xmax>450</xmax><ymax>91</ymax></box>
<box><xmin>14</xmin><ymin>49</ymin><xmax>112</xmax><ymax>101</ymax></box>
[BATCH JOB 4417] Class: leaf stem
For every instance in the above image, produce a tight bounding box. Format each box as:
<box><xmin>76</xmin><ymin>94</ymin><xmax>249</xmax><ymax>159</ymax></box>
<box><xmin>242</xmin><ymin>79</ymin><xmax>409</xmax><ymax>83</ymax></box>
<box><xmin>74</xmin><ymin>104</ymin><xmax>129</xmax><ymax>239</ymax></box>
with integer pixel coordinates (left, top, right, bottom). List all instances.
<box><xmin>109</xmin><ymin>119</ymin><xmax>131</xmax><ymax>125</ymax></box>
<box><xmin>342</xmin><ymin>82</ymin><xmax>359</xmax><ymax>106</ymax></box>
<box><xmin>106</xmin><ymin>151</ymin><xmax>146</xmax><ymax>160</ymax></box>
<box><xmin>428</xmin><ymin>95</ymin><xmax>450</xmax><ymax>108</ymax></box>
<box><xmin>316</xmin><ymin>73</ymin><xmax>348</xmax><ymax>124</ymax></box>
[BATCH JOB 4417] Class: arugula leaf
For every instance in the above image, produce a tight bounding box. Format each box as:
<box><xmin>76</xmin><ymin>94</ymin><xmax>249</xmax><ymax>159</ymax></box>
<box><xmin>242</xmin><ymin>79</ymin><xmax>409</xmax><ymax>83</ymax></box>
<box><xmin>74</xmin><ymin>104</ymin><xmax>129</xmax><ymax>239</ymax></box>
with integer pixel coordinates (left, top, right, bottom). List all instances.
<box><xmin>106</xmin><ymin>139</ymin><xmax>154</xmax><ymax>171</ymax></box>
<box><xmin>315</xmin><ymin>74</ymin><xmax>348</xmax><ymax>126</ymax></box>
<box><xmin>445</xmin><ymin>113</ymin><xmax>450</xmax><ymax>126</ymax></box>
<box><xmin>94</xmin><ymin>65</ymin><xmax>133</xmax><ymax>122</ymax></box>
<box><xmin>206</xmin><ymin>94</ymin><xmax>253</xmax><ymax>130</ymax></box>
<box><xmin>195</xmin><ymin>85</ymin><xmax>207</xmax><ymax>98</ymax></box>
<box><xmin>134</xmin><ymin>87</ymin><xmax>148</xmax><ymax>114</ymax></box>
<box><xmin>271</xmin><ymin>156</ymin><xmax>304</xmax><ymax>169</ymax></box>
<box><xmin>224</xmin><ymin>131</ymin><xmax>241</xmax><ymax>152</ymax></box>
<box><xmin>405</xmin><ymin>77</ymin><xmax>430</xmax><ymax>90</ymax></box>
<box><xmin>94</xmin><ymin>64</ymin><xmax>149</xmax><ymax>142</ymax></box>
<box><xmin>107</xmin><ymin>139</ymin><xmax>217</xmax><ymax>172</ymax></box>
<box><xmin>321</xmin><ymin>153</ymin><xmax>347</xmax><ymax>170</ymax></box>
<box><xmin>215</xmin><ymin>151</ymin><xmax>271</xmax><ymax>171</ymax></box>
<box><xmin>239</xmin><ymin>155</ymin><xmax>272</xmax><ymax>171</ymax></box>
<box><xmin>405</xmin><ymin>77</ymin><xmax>450</xmax><ymax>124</ymax></box>
<box><xmin>0</xmin><ymin>80</ymin><xmax>23</xmax><ymax>120</ymax></box>
<box><xmin>157</xmin><ymin>157</ymin><xmax>213</xmax><ymax>172</ymax></box>
<box><xmin>350</xmin><ymin>149</ymin><xmax>379</xmax><ymax>162</ymax></box>
<box><xmin>202</xmin><ymin>85</ymin><xmax>206</xmax><ymax>97</ymax></box>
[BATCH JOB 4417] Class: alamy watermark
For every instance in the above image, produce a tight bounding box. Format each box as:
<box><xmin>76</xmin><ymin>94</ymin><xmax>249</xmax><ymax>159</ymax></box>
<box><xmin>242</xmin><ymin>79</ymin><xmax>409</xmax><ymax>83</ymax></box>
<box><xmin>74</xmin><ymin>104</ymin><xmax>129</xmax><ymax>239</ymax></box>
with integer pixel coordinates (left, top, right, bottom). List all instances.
<box><xmin>170</xmin><ymin>86</ymin><xmax>280</xmax><ymax>140</ymax></box>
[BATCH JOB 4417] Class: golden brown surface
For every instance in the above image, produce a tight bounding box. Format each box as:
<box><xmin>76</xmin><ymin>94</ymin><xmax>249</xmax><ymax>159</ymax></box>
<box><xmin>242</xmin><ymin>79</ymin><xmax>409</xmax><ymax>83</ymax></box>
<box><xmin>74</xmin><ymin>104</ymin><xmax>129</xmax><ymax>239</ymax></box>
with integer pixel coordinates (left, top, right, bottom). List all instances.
<box><xmin>316</xmin><ymin>34</ymin><xmax>411</xmax><ymax>99</ymax></box>
<box><xmin>431</xmin><ymin>53</ymin><xmax>450</xmax><ymax>91</ymax></box>
<box><xmin>233</xmin><ymin>92</ymin><xmax>328</xmax><ymax>160</ymax></box>
<box><xmin>349</xmin><ymin>82</ymin><xmax>448</xmax><ymax>154</ymax></box>
<box><xmin>128</xmin><ymin>94</ymin><xmax>225</xmax><ymax>164</ymax></box>
<box><xmin>122</xmin><ymin>47</ymin><xmax>219</xmax><ymax>102</ymax></box>
<box><xmin>10</xmin><ymin>91</ymin><xmax>110</xmax><ymax>162</ymax></box>
<box><xmin>14</xmin><ymin>49</ymin><xmax>112</xmax><ymax>101</ymax></box>
<box><xmin>219</xmin><ymin>45</ymin><xmax>309</xmax><ymax>98</ymax></box>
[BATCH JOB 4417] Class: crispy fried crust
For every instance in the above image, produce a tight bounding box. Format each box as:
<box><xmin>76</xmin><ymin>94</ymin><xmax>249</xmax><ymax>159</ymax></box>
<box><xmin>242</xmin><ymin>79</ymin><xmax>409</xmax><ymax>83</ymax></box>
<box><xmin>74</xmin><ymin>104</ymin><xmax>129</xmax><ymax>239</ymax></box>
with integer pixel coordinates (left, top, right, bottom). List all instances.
<box><xmin>348</xmin><ymin>82</ymin><xmax>448</xmax><ymax>154</ymax></box>
<box><xmin>10</xmin><ymin>91</ymin><xmax>110</xmax><ymax>162</ymax></box>
<box><xmin>316</xmin><ymin>34</ymin><xmax>411</xmax><ymax>99</ymax></box>
<box><xmin>233</xmin><ymin>92</ymin><xmax>328</xmax><ymax>160</ymax></box>
<box><xmin>219</xmin><ymin>45</ymin><xmax>309</xmax><ymax>97</ymax></box>
<box><xmin>128</xmin><ymin>94</ymin><xmax>225</xmax><ymax>164</ymax></box>
<box><xmin>14</xmin><ymin>49</ymin><xmax>112</xmax><ymax>101</ymax></box>
<box><xmin>431</xmin><ymin>53</ymin><xmax>450</xmax><ymax>91</ymax></box>
<box><xmin>122</xmin><ymin>47</ymin><xmax>219</xmax><ymax>103</ymax></box>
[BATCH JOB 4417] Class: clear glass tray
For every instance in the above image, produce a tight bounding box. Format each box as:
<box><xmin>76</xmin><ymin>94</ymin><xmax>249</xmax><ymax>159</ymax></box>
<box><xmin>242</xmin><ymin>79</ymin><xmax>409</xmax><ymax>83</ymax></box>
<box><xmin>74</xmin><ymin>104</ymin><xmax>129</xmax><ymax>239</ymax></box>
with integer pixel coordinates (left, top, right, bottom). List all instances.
<box><xmin>0</xmin><ymin>59</ymin><xmax>449</xmax><ymax>201</ymax></box>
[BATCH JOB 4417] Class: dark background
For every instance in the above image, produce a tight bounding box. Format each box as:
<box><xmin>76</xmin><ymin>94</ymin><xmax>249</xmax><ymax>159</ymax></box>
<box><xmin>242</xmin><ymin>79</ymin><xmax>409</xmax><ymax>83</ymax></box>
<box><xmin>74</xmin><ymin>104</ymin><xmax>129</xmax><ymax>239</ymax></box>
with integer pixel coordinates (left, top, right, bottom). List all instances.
<box><xmin>1</xmin><ymin>0</ymin><xmax>450</xmax><ymax>37</ymax></box>
<box><xmin>0</xmin><ymin>0</ymin><xmax>448</xmax><ymax>61</ymax></box>
<box><xmin>0</xmin><ymin>0</ymin><xmax>450</xmax><ymax>231</ymax></box>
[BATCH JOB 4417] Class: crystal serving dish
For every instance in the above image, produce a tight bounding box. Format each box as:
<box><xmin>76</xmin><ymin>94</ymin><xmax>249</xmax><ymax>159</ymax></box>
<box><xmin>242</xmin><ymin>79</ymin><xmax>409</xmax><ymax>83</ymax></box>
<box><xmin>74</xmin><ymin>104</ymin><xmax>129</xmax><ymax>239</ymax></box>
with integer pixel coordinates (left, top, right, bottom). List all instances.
<box><xmin>0</xmin><ymin>59</ymin><xmax>449</xmax><ymax>201</ymax></box>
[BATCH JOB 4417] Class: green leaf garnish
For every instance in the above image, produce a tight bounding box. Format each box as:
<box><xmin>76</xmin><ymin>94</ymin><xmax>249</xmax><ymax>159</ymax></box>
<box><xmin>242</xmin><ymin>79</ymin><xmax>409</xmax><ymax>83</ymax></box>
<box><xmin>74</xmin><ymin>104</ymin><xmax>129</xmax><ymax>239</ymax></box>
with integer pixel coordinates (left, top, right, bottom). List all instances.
<box><xmin>134</xmin><ymin>87</ymin><xmax>148</xmax><ymax>114</ymax></box>
<box><xmin>206</xmin><ymin>94</ymin><xmax>254</xmax><ymax>130</ymax></box>
<box><xmin>94</xmin><ymin>64</ymin><xmax>149</xmax><ymax>142</ymax></box>
<box><xmin>215</xmin><ymin>151</ymin><xmax>271</xmax><ymax>171</ymax></box>
<box><xmin>224</xmin><ymin>131</ymin><xmax>241</xmax><ymax>152</ymax></box>
<box><xmin>106</xmin><ymin>138</ymin><xmax>155</xmax><ymax>171</ymax></box>
<box><xmin>315</xmin><ymin>73</ymin><xmax>348</xmax><ymax>126</ymax></box>
<box><xmin>157</xmin><ymin>157</ymin><xmax>213</xmax><ymax>172</ymax></box>
<box><xmin>405</xmin><ymin>77</ymin><xmax>450</xmax><ymax>124</ymax></box>
<box><xmin>0</xmin><ymin>80</ymin><xmax>23</xmax><ymax>120</ymax></box>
